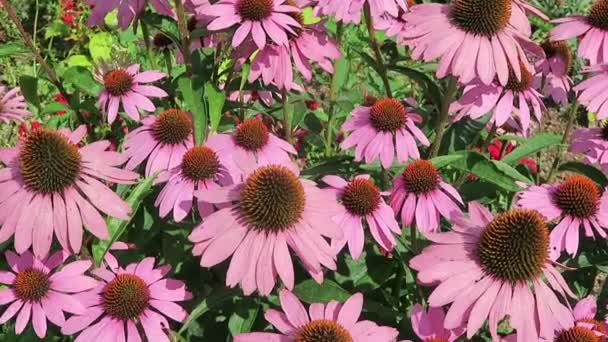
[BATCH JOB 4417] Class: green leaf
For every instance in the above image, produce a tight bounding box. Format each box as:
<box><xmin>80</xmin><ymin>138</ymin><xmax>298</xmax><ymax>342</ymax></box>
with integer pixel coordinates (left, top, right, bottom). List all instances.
<box><xmin>439</xmin><ymin>116</ymin><xmax>489</xmax><ymax>154</ymax></box>
<box><xmin>430</xmin><ymin>154</ymin><xmax>464</xmax><ymax>169</ymax></box>
<box><xmin>45</xmin><ymin>21</ymin><xmax>70</xmax><ymax>39</ymax></box>
<box><xmin>331</xmin><ymin>58</ymin><xmax>349</xmax><ymax>98</ymax></box>
<box><xmin>492</xmin><ymin>160</ymin><xmax>532</xmax><ymax>183</ymax></box>
<box><xmin>389</xmin><ymin>65</ymin><xmax>442</xmax><ymax>109</ymax></box>
<box><xmin>502</xmin><ymin>133</ymin><xmax>562</xmax><ymax>164</ymax></box>
<box><xmin>205</xmin><ymin>83</ymin><xmax>225</xmax><ymax>133</ymax></box>
<box><xmin>88</xmin><ymin>32</ymin><xmax>115</xmax><ymax>62</ymax></box>
<box><xmin>92</xmin><ymin>175</ymin><xmax>156</xmax><ymax>266</ymax></box>
<box><xmin>0</xmin><ymin>42</ymin><xmax>28</xmax><ymax>57</ymax></box>
<box><xmin>19</xmin><ymin>76</ymin><xmax>39</xmax><ymax>108</ymax></box>
<box><xmin>66</xmin><ymin>55</ymin><xmax>92</xmax><ymax>68</ymax></box>
<box><xmin>178</xmin><ymin>288</ymin><xmax>240</xmax><ymax>335</ymax></box>
<box><xmin>454</xmin><ymin>152</ymin><xmax>522</xmax><ymax>192</ymax></box>
<box><xmin>228</xmin><ymin>298</ymin><xmax>259</xmax><ymax>335</ymax></box>
<box><xmin>302</xmin><ymin>7</ymin><xmax>321</xmax><ymax>24</ymax></box>
<box><xmin>293</xmin><ymin>279</ymin><xmax>351</xmax><ymax>304</ymax></box>
<box><xmin>178</xmin><ymin>78</ymin><xmax>207</xmax><ymax>145</ymax></box>
<box><xmin>41</xmin><ymin>102</ymin><xmax>68</xmax><ymax>115</ymax></box>
<box><xmin>63</xmin><ymin>66</ymin><xmax>102</xmax><ymax>96</ymax></box>
<box><xmin>559</xmin><ymin>162</ymin><xmax>608</xmax><ymax>187</ymax></box>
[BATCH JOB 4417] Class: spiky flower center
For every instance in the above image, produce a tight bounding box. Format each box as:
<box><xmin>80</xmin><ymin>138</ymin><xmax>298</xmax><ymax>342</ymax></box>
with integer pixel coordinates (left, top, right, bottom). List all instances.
<box><xmin>541</xmin><ymin>40</ymin><xmax>573</xmax><ymax>74</ymax></box>
<box><xmin>556</xmin><ymin>326</ymin><xmax>600</xmax><ymax>342</ymax></box>
<box><xmin>369</xmin><ymin>98</ymin><xmax>407</xmax><ymax>132</ymax></box>
<box><xmin>237</xmin><ymin>0</ymin><xmax>274</xmax><ymax>21</ymax></box>
<box><xmin>451</xmin><ymin>0</ymin><xmax>511</xmax><ymax>36</ymax></box>
<box><xmin>402</xmin><ymin>160</ymin><xmax>439</xmax><ymax>194</ymax></box>
<box><xmin>294</xmin><ymin>319</ymin><xmax>353</xmax><ymax>342</ymax></box>
<box><xmin>102</xmin><ymin>274</ymin><xmax>150</xmax><ymax>321</ymax></box>
<box><xmin>19</xmin><ymin>129</ymin><xmax>81</xmax><ymax>194</ymax></box>
<box><xmin>341</xmin><ymin>178</ymin><xmax>381</xmax><ymax>216</ymax></box>
<box><xmin>477</xmin><ymin>210</ymin><xmax>549</xmax><ymax>283</ymax></box>
<box><xmin>14</xmin><ymin>268</ymin><xmax>50</xmax><ymax>302</ymax></box>
<box><xmin>552</xmin><ymin>176</ymin><xmax>600</xmax><ymax>218</ymax></box>
<box><xmin>578</xmin><ymin>318</ymin><xmax>608</xmax><ymax>336</ymax></box>
<box><xmin>505</xmin><ymin>65</ymin><xmax>534</xmax><ymax>92</ymax></box>
<box><xmin>181</xmin><ymin>146</ymin><xmax>220</xmax><ymax>181</ymax></box>
<box><xmin>153</xmin><ymin>109</ymin><xmax>192</xmax><ymax>145</ymax></box>
<box><xmin>588</xmin><ymin>0</ymin><xmax>608</xmax><ymax>31</ymax></box>
<box><xmin>103</xmin><ymin>69</ymin><xmax>134</xmax><ymax>97</ymax></box>
<box><xmin>234</xmin><ymin>119</ymin><xmax>270</xmax><ymax>151</ymax></box>
<box><xmin>240</xmin><ymin>165</ymin><xmax>306</xmax><ymax>232</ymax></box>
<box><xmin>601</xmin><ymin>121</ymin><xmax>608</xmax><ymax>141</ymax></box>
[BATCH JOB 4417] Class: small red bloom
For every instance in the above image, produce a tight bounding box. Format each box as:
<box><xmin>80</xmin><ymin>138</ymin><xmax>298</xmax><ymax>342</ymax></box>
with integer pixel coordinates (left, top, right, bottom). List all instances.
<box><xmin>305</xmin><ymin>100</ymin><xmax>321</xmax><ymax>111</ymax></box>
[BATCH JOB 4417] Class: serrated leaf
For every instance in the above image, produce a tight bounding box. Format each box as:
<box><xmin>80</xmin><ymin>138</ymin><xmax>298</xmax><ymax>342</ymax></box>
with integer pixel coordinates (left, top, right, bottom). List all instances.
<box><xmin>502</xmin><ymin>133</ymin><xmax>562</xmax><ymax>164</ymax></box>
<box><xmin>205</xmin><ymin>83</ymin><xmax>225</xmax><ymax>133</ymax></box>
<box><xmin>92</xmin><ymin>175</ymin><xmax>156</xmax><ymax>266</ymax></box>
<box><xmin>454</xmin><ymin>152</ymin><xmax>521</xmax><ymax>192</ymax></box>
<box><xmin>63</xmin><ymin>66</ymin><xmax>102</xmax><ymax>96</ymax></box>
<box><xmin>559</xmin><ymin>162</ymin><xmax>608</xmax><ymax>187</ymax></box>
<box><xmin>492</xmin><ymin>160</ymin><xmax>531</xmax><ymax>183</ymax></box>
<box><xmin>293</xmin><ymin>279</ymin><xmax>350</xmax><ymax>304</ymax></box>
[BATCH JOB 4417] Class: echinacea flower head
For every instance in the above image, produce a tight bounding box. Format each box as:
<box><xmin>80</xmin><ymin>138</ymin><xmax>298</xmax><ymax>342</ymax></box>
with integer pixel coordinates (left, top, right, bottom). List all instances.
<box><xmin>570</xmin><ymin>123</ymin><xmax>608</xmax><ymax>172</ymax></box>
<box><xmin>575</xmin><ymin>64</ymin><xmax>608</xmax><ymax>120</ymax></box>
<box><xmin>551</xmin><ymin>0</ymin><xmax>608</xmax><ymax>65</ymax></box>
<box><xmin>450</xmin><ymin>64</ymin><xmax>545</xmax><ymax>133</ymax></box>
<box><xmin>410</xmin><ymin>203</ymin><xmax>575</xmax><ymax>342</ymax></box>
<box><xmin>62</xmin><ymin>257</ymin><xmax>191</xmax><ymax>342</ymax></box>
<box><xmin>572</xmin><ymin>295</ymin><xmax>607</xmax><ymax>333</ymax></box>
<box><xmin>234</xmin><ymin>289</ymin><xmax>399</xmax><ymax>341</ymax></box>
<box><xmin>550</xmin><ymin>296</ymin><xmax>607</xmax><ymax>342</ymax></box>
<box><xmin>340</xmin><ymin>97</ymin><xmax>429</xmax><ymax>168</ymax></box>
<box><xmin>315</xmin><ymin>0</ymin><xmax>408</xmax><ymax>25</ymax></box>
<box><xmin>123</xmin><ymin>108</ymin><xmax>194</xmax><ymax>177</ymax></box>
<box><xmin>200</xmin><ymin>0</ymin><xmax>301</xmax><ymax>49</ymax></box>
<box><xmin>400</xmin><ymin>304</ymin><xmax>464</xmax><ymax>342</ymax></box>
<box><xmin>401</xmin><ymin>0</ymin><xmax>543</xmax><ymax>86</ymax></box>
<box><xmin>188</xmin><ymin>163</ymin><xmax>342</xmax><ymax>296</ymax></box>
<box><xmin>516</xmin><ymin>175</ymin><xmax>608</xmax><ymax>260</ymax></box>
<box><xmin>0</xmin><ymin>126</ymin><xmax>139</xmax><ymax>258</ymax></box>
<box><xmin>510</xmin><ymin>0</ymin><xmax>549</xmax><ymax>36</ymax></box>
<box><xmin>206</xmin><ymin>118</ymin><xmax>297</xmax><ymax>181</ymax></box>
<box><xmin>86</xmin><ymin>0</ymin><xmax>174</xmax><ymax>29</ymax></box>
<box><xmin>0</xmin><ymin>250</ymin><xmax>97</xmax><ymax>338</ymax></box>
<box><xmin>248</xmin><ymin>7</ymin><xmax>342</xmax><ymax>91</ymax></box>
<box><xmin>390</xmin><ymin>160</ymin><xmax>463</xmax><ymax>234</ymax></box>
<box><xmin>534</xmin><ymin>41</ymin><xmax>573</xmax><ymax>106</ymax></box>
<box><xmin>322</xmin><ymin>174</ymin><xmax>400</xmax><ymax>259</ymax></box>
<box><xmin>155</xmin><ymin>144</ymin><xmax>235</xmax><ymax>222</ymax></box>
<box><xmin>95</xmin><ymin>63</ymin><xmax>167</xmax><ymax>124</ymax></box>
<box><xmin>0</xmin><ymin>86</ymin><xmax>31</xmax><ymax>124</ymax></box>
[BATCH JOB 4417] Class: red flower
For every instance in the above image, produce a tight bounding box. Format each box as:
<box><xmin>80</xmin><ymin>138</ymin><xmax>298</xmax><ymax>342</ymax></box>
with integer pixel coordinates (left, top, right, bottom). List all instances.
<box><xmin>18</xmin><ymin>121</ymin><xmax>42</xmax><ymax>138</ymax></box>
<box><xmin>305</xmin><ymin>100</ymin><xmax>321</xmax><ymax>111</ymax></box>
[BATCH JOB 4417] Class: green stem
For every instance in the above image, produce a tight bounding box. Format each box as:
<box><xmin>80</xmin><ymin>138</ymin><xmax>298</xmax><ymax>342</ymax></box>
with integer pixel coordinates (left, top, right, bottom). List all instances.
<box><xmin>140</xmin><ymin>19</ymin><xmax>157</xmax><ymax>69</ymax></box>
<box><xmin>174</xmin><ymin>0</ymin><xmax>192</xmax><ymax>76</ymax></box>
<box><xmin>324</xmin><ymin>22</ymin><xmax>344</xmax><ymax>157</ymax></box>
<box><xmin>163</xmin><ymin>49</ymin><xmax>173</xmax><ymax>78</ymax></box>
<box><xmin>410</xmin><ymin>224</ymin><xmax>418</xmax><ymax>254</ymax></box>
<box><xmin>32</xmin><ymin>0</ymin><xmax>39</xmax><ymax>73</ymax></box>
<box><xmin>427</xmin><ymin>77</ymin><xmax>458</xmax><ymax>158</ymax></box>
<box><xmin>546</xmin><ymin>101</ymin><xmax>579</xmax><ymax>183</ymax></box>
<box><xmin>363</xmin><ymin>3</ymin><xmax>392</xmax><ymax>98</ymax></box>
<box><xmin>282</xmin><ymin>89</ymin><xmax>292</xmax><ymax>143</ymax></box>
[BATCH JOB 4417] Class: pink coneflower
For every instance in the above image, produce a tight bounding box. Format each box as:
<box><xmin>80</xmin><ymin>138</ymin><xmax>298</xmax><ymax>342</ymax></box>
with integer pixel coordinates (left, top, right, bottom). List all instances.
<box><xmin>450</xmin><ymin>64</ymin><xmax>545</xmax><ymax>134</ymax></box>
<box><xmin>206</xmin><ymin>118</ymin><xmax>297</xmax><ymax>181</ymax></box>
<box><xmin>410</xmin><ymin>203</ymin><xmax>575</xmax><ymax>341</ymax></box>
<box><xmin>511</xmin><ymin>0</ymin><xmax>549</xmax><ymax>36</ymax></box>
<box><xmin>570</xmin><ymin>123</ymin><xmax>608</xmax><ymax>172</ymax></box>
<box><xmin>322</xmin><ymin>174</ymin><xmax>400</xmax><ymax>259</ymax></box>
<box><xmin>390</xmin><ymin>160</ymin><xmax>463</xmax><ymax>234</ymax></box>
<box><xmin>0</xmin><ymin>250</ymin><xmax>97</xmax><ymax>338</ymax></box>
<box><xmin>551</xmin><ymin>0</ymin><xmax>608</xmax><ymax>65</ymax></box>
<box><xmin>248</xmin><ymin>10</ymin><xmax>342</xmax><ymax>92</ymax></box>
<box><xmin>0</xmin><ymin>86</ymin><xmax>30</xmax><ymax>123</ymax></box>
<box><xmin>234</xmin><ymin>289</ymin><xmax>399</xmax><ymax>341</ymax></box>
<box><xmin>575</xmin><ymin>64</ymin><xmax>608</xmax><ymax>120</ymax></box>
<box><xmin>534</xmin><ymin>41</ymin><xmax>573</xmax><ymax>106</ymax></box>
<box><xmin>86</xmin><ymin>0</ymin><xmax>174</xmax><ymax>29</ymax></box>
<box><xmin>401</xmin><ymin>0</ymin><xmax>543</xmax><ymax>86</ymax></box>
<box><xmin>188</xmin><ymin>163</ymin><xmax>342</xmax><ymax>295</ymax></box>
<box><xmin>0</xmin><ymin>126</ymin><xmax>138</xmax><ymax>258</ymax></box>
<box><xmin>340</xmin><ymin>97</ymin><xmax>429</xmax><ymax>169</ymax></box>
<box><xmin>401</xmin><ymin>304</ymin><xmax>464</xmax><ymax>342</ymax></box>
<box><xmin>95</xmin><ymin>63</ymin><xmax>167</xmax><ymax>124</ymax></box>
<box><xmin>123</xmin><ymin>108</ymin><xmax>194</xmax><ymax>177</ymax></box>
<box><xmin>200</xmin><ymin>0</ymin><xmax>301</xmax><ymax>49</ymax></box>
<box><xmin>62</xmin><ymin>257</ymin><xmax>191</xmax><ymax>341</ymax></box>
<box><xmin>516</xmin><ymin>175</ymin><xmax>608</xmax><ymax>260</ymax></box>
<box><xmin>315</xmin><ymin>0</ymin><xmax>408</xmax><ymax>25</ymax></box>
<box><xmin>155</xmin><ymin>145</ymin><xmax>235</xmax><ymax>222</ymax></box>
<box><xmin>549</xmin><ymin>296</ymin><xmax>607</xmax><ymax>342</ymax></box>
